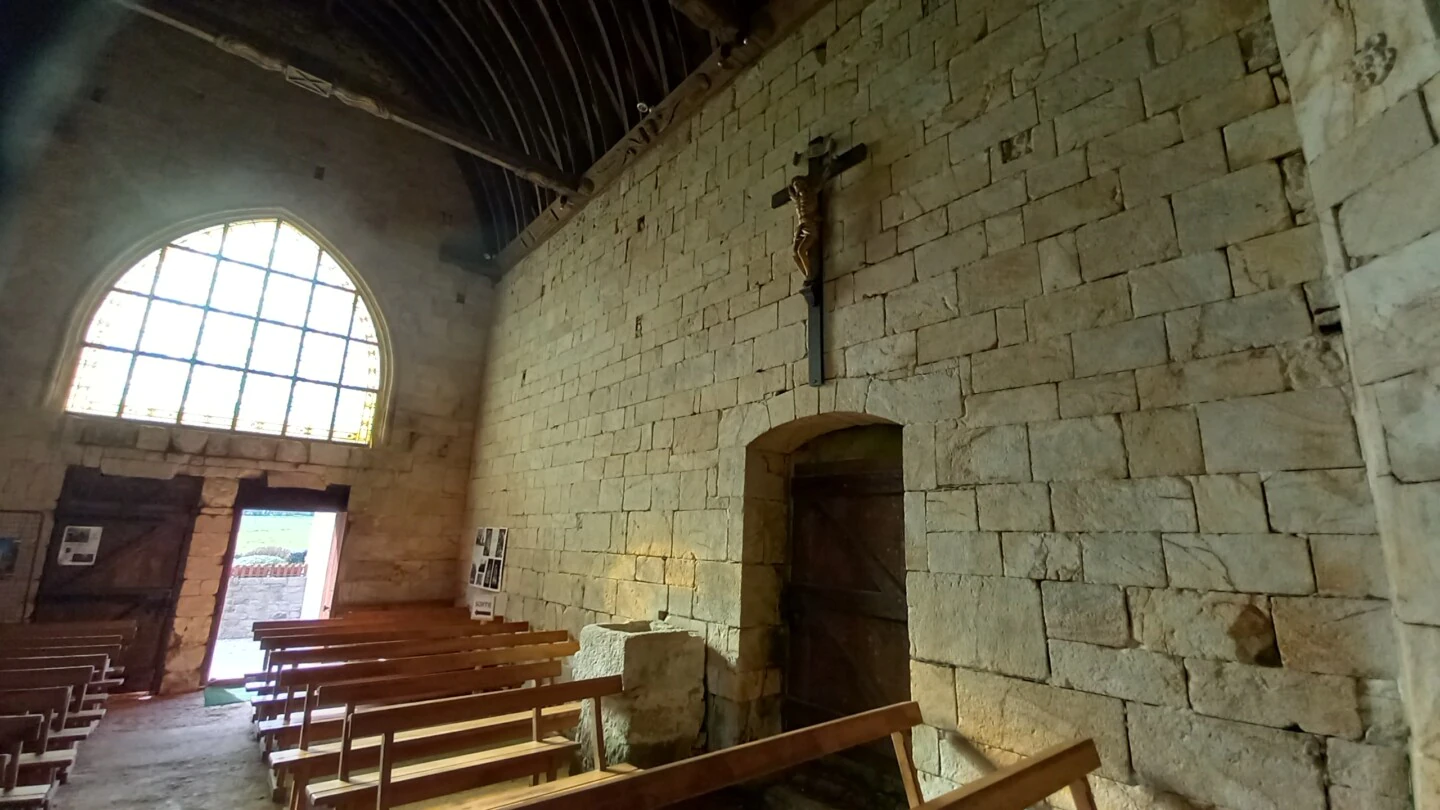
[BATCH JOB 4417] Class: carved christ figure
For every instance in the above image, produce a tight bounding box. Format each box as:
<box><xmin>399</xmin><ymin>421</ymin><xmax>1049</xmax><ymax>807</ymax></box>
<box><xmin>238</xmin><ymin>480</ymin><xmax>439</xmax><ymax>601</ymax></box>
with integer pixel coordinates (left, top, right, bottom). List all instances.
<box><xmin>788</xmin><ymin>174</ymin><xmax>821</xmax><ymax>284</ymax></box>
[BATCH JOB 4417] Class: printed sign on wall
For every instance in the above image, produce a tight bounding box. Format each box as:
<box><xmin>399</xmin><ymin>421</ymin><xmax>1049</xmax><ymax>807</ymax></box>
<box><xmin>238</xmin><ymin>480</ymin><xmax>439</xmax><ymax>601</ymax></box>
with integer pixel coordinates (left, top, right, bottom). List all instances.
<box><xmin>57</xmin><ymin>525</ymin><xmax>103</xmax><ymax>566</ymax></box>
<box><xmin>469</xmin><ymin>526</ymin><xmax>508</xmax><ymax>592</ymax></box>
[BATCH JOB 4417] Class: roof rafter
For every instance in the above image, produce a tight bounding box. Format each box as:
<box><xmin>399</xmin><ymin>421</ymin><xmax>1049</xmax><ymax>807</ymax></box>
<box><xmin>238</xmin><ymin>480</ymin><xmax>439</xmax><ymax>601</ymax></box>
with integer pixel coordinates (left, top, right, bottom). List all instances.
<box><xmin>667</xmin><ymin>0</ymin><xmax>743</xmax><ymax>41</ymax></box>
<box><xmin>112</xmin><ymin>0</ymin><xmax>584</xmax><ymax>197</ymax></box>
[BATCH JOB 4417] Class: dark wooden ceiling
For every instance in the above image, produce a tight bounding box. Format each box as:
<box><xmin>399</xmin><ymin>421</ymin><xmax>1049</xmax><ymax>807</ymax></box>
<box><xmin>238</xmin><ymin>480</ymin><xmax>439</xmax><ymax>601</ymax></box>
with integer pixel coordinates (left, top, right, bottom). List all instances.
<box><xmin>169</xmin><ymin>0</ymin><xmax>750</xmax><ymax>260</ymax></box>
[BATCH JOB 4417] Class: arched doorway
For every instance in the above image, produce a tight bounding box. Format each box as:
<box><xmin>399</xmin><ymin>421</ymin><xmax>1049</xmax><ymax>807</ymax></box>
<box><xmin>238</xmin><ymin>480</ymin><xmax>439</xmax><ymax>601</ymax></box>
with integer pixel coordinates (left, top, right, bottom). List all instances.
<box><xmin>784</xmin><ymin>424</ymin><xmax>910</xmax><ymax>731</ymax></box>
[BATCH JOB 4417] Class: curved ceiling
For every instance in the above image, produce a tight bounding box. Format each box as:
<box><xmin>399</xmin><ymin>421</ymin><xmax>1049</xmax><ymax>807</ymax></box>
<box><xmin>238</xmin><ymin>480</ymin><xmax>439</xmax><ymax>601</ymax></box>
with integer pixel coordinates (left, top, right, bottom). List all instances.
<box><xmin>329</xmin><ymin>1</ymin><xmax>724</xmax><ymax>255</ymax></box>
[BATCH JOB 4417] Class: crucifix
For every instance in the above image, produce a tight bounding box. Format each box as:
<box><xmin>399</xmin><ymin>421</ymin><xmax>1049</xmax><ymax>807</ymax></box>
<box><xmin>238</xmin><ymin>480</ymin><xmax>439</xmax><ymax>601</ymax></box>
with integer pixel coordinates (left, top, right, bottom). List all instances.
<box><xmin>770</xmin><ymin>136</ymin><xmax>869</xmax><ymax>387</ymax></box>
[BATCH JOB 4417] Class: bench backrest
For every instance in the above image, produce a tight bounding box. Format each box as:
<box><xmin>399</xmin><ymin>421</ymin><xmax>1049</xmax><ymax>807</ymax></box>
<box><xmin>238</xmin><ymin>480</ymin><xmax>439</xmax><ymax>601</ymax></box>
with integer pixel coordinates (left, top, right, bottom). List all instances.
<box><xmin>0</xmin><ymin>653</ymin><xmax>110</xmax><ymax>679</ymax></box>
<box><xmin>257</xmin><ymin>620</ymin><xmax>528</xmax><ymax>649</ymax></box>
<box><xmin>0</xmin><ymin>620</ymin><xmax>138</xmax><ymax>644</ymax></box>
<box><xmin>357</xmin><ymin>676</ymin><xmax>624</xmax><ymax>809</ymax></box>
<box><xmin>0</xmin><ymin>715</ymin><xmax>43</xmax><ymax>791</ymax></box>
<box><xmin>268</xmin><ymin>629</ymin><xmax>570</xmax><ymax>669</ymax></box>
<box><xmin>0</xmin><ymin>686</ymin><xmax>69</xmax><ymax>750</ymax></box>
<box><xmin>916</xmin><ymin>739</ymin><xmax>1101</xmax><ymax>810</ymax></box>
<box><xmin>275</xmin><ymin>640</ymin><xmax>577</xmax><ymax>692</ymax></box>
<box><xmin>0</xmin><ymin>644</ymin><xmax>122</xmax><ymax>660</ymax></box>
<box><xmin>0</xmin><ymin>635</ymin><xmax>124</xmax><ymax>652</ymax></box>
<box><xmin>0</xmin><ymin>666</ymin><xmax>95</xmax><ymax>710</ymax></box>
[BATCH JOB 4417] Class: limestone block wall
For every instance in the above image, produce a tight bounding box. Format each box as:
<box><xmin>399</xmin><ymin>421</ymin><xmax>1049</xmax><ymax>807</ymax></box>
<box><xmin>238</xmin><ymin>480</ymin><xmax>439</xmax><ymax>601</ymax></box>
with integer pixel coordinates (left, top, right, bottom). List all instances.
<box><xmin>215</xmin><ymin>569</ymin><xmax>307</xmax><ymax>640</ymax></box>
<box><xmin>1262</xmin><ymin>0</ymin><xmax>1440</xmax><ymax>804</ymax></box>
<box><xmin>0</xmin><ymin>19</ymin><xmax>490</xmax><ymax>688</ymax></box>
<box><xmin>468</xmin><ymin>0</ymin><xmax>1419</xmax><ymax>806</ymax></box>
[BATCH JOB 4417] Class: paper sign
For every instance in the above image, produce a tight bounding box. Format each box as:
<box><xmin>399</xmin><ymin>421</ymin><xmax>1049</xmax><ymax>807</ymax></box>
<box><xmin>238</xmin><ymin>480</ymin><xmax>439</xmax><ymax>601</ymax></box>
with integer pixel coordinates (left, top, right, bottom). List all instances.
<box><xmin>58</xmin><ymin>525</ymin><xmax>102</xmax><ymax>566</ymax></box>
<box><xmin>469</xmin><ymin>526</ymin><xmax>508</xmax><ymax>593</ymax></box>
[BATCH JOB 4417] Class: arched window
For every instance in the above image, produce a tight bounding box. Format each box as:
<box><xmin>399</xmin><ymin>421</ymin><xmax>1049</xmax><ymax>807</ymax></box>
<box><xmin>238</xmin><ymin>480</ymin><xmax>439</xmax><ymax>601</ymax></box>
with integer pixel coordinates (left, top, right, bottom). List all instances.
<box><xmin>65</xmin><ymin>218</ymin><xmax>383</xmax><ymax>445</ymax></box>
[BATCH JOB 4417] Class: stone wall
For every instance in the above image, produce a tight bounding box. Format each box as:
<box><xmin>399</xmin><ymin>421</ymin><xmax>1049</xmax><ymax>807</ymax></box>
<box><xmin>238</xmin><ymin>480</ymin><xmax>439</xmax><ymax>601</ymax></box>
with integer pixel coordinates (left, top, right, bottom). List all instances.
<box><xmin>216</xmin><ymin>570</ymin><xmax>306</xmax><ymax>640</ymax></box>
<box><xmin>469</xmin><ymin>0</ymin><xmax>1422</xmax><ymax>806</ymax></box>
<box><xmin>0</xmin><ymin>17</ymin><xmax>489</xmax><ymax>690</ymax></box>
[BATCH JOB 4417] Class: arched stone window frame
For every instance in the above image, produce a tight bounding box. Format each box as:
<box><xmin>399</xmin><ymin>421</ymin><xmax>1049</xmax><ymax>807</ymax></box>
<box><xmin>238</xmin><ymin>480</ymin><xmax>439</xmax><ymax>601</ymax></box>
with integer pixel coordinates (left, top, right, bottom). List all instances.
<box><xmin>49</xmin><ymin>208</ymin><xmax>396</xmax><ymax>447</ymax></box>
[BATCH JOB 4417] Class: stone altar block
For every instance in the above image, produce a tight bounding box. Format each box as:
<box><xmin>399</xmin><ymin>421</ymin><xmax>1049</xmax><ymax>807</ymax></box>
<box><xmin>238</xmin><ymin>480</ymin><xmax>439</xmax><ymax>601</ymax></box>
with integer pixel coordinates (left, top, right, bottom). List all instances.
<box><xmin>573</xmin><ymin>620</ymin><xmax>705</xmax><ymax>768</ymax></box>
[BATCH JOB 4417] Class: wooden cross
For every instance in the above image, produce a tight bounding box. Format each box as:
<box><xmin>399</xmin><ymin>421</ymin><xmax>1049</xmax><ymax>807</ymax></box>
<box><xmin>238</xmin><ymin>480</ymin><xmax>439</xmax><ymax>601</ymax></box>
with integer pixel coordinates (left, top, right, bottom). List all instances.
<box><xmin>770</xmin><ymin>136</ymin><xmax>869</xmax><ymax>387</ymax></box>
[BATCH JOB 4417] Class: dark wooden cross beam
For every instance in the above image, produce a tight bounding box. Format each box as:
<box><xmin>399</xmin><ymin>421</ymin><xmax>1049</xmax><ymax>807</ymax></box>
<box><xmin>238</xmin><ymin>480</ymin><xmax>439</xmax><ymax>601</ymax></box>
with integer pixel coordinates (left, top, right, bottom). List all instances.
<box><xmin>668</xmin><ymin>0</ymin><xmax>744</xmax><ymax>41</ymax></box>
<box><xmin>770</xmin><ymin>137</ymin><xmax>868</xmax><ymax>387</ymax></box>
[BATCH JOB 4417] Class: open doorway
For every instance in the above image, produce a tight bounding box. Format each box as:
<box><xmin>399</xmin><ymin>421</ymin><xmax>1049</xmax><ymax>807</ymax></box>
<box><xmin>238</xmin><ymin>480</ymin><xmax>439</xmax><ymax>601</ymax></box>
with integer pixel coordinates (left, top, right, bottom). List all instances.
<box><xmin>204</xmin><ymin>479</ymin><xmax>349</xmax><ymax>685</ymax></box>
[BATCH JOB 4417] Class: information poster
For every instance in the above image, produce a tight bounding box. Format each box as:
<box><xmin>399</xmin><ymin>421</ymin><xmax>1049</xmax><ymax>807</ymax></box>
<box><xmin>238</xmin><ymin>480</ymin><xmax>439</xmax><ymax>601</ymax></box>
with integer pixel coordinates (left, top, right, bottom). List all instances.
<box><xmin>0</xmin><ymin>536</ymin><xmax>17</xmax><ymax>577</ymax></box>
<box><xmin>469</xmin><ymin>526</ymin><xmax>508</xmax><ymax>592</ymax></box>
<box><xmin>58</xmin><ymin>526</ymin><xmax>103</xmax><ymax>566</ymax></box>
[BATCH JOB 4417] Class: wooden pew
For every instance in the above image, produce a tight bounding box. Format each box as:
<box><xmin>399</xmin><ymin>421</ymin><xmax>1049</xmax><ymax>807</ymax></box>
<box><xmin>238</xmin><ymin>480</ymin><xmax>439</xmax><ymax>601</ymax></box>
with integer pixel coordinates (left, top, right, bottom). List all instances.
<box><xmin>0</xmin><ymin>715</ymin><xmax>53</xmax><ymax>808</ymax></box>
<box><xmin>0</xmin><ymin>637</ymin><xmax>123</xmax><ymax>654</ymax></box>
<box><xmin>256</xmin><ymin>639</ymin><xmax>576</xmax><ymax>723</ymax></box>
<box><xmin>0</xmin><ymin>689</ymin><xmax>76</xmax><ymax>788</ymax></box>
<box><xmin>0</xmin><ymin>621</ymin><xmax>137</xmax><ymax>646</ymax></box>
<box><xmin>253</xmin><ymin>621</ymin><xmax>528</xmax><ymax>676</ymax></box>
<box><xmin>0</xmin><ymin>669</ymin><xmax>101</xmax><ymax>728</ymax></box>
<box><xmin>250</xmin><ymin>631</ymin><xmax>568</xmax><ymax>697</ymax></box>
<box><xmin>0</xmin><ymin>656</ymin><xmax>118</xmax><ymax>695</ymax></box>
<box><xmin>304</xmin><ymin>676</ymin><xmax>624</xmax><ymax>810</ymax></box>
<box><xmin>0</xmin><ymin>688</ymin><xmax>89</xmax><ymax>752</ymax></box>
<box><xmin>258</xmin><ymin>659</ymin><xmax>566</xmax><ymax>754</ymax></box>
<box><xmin>253</xmin><ymin>616</ymin><xmax>496</xmax><ymax>642</ymax></box>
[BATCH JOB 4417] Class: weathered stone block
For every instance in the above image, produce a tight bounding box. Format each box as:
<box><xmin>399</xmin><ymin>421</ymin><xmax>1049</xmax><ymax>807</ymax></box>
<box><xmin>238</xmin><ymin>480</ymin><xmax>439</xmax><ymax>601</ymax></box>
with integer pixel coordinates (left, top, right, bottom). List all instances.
<box><xmin>1309</xmin><ymin>93</ymin><xmax>1433</xmax><ymax>208</ymax></box>
<box><xmin>971</xmin><ymin>337</ymin><xmax>1073</xmax><ymax>392</ymax></box>
<box><xmin>908</xmin><ymin>572</ymin><xmax>1048</xmax><ymax>679</ymax></box>
<box><xmin>1128</xmin><ymin>704</ymin><xmax>1325</xmax><ymax>810</ymax></box>
<box><xmin>1326</xmin><ymin>738</ymin><xmax>1411</xmax><ymax>798</ymax></box>
<box><xmin>928</xmin><ymin>531</ymin><xmax>1003</xmax><ymax>575</ymax></box>
<box><xmin>1029</xmin><ymin>416</ymin><xmax>1127</xmax><ymax>480</ymax></box>
<box><xmin>1343</xmin><ymin>227</ymin><xmax>1440</xmax><ymax>385</ymax></box>
<box><xmin>952</xmin><ymin>665</ymin><xmax>1131</xmax><ymax>780</ymax></box>
<box><xmin>977</xmin><ymin>483</ymin><xmax>1051</xmax><ymax>531</ymax></box>
<box><xmin>1264</xmin><ymin>469</ymin><xmax>1376</xmax><ymax>534</ymax></box>
<box><xmin>1166</xmin><ymin>288</ymin><xmax>1312</xmax><ymax>361</ymax></box>
<box><xmin>845</xmin><ymin>332</ymin><xmax>916</xmax><ymax>375</ymax></box>
<box><xmin>936</xmin><ymin>423</ymin><xmax>1030</xmax><ymax>485</ymax></box>
<box><xmin>1037</xmin><ymin>232</ymin><xmax>1080</xmax><ymax>292</ymax></box>
<box><xmin>1272</xmin><ymin>596</ymin><xmax>1398</xmax><ymax>678</ymax></box>
<box><xmin>962</xmin><ymin>384</ymin><xmax>1057</xmax><ymax>427</ymax></box>
<box><xmin>1177</xmin><ymin>70</ymin><xmax>1276</xmax><ymax>138</ymax></box>
<box><xmin>1129</xmin><ymin>587</ymin><xmax>1275</xmax><ymax>662</ymax></box>
<box><xmin>1311</xmin><ymin>534</ymin><xmax>1390</xmax><ymax>598</ymax></box>
<box><xmin>927</xmin><ymin>489</ymin><xmax>978</xmax><ymax>532</ymax></box>
<box><xmin>627</xmin><ymin>512</ymin><xmax>673</xmax><ymax>557</ymax></box>
<box><xmin>1119</xmin><ymin>132</ymin><xmax>1229</xmax><ymax>205</ymax></box>
<box><xmin>1036</xmin><ymin>34</ymin><xmax>1152</xmax><ymax>119</ymax></box>
<box><xmin>1140</xmin><ymin>36</ymin><xmax>1245</xmax><ymax>114</ymax></box>
<box><xmin>1025</xmin><ymin>150</ymin><xmax>1088</xmax><ymax>200</ymax></box>
<box><xmin>1191</xmin><ymin>473</ymin><xmax>1268</xmax><ymax>532</ymax></box>
<box><xmin>916</xmin><ymin>226</ymin><xmax>989</xmax><ymax>279</ymax></box>
<box><xmin>1162</xmin><ymin>533</ymin><xmax>1315</xmax><ymax>594</ymax></box>
<box><xmin>948</xmin><ymin>12</ymin><xmax>1043</xmax><ymax>99</ymax></box>
<box><xmin>1136</xmin><ymin>349</ymin><xmax>1285</xmax><ymax>408</ymax></box>
<box><xmin>1054</xmin><ymin>83</ymin><xmax>1145</xmax><ymax>153</ymax></box>
<box><xmin>1041</xmin><ymin>579</ymin><xmax>1128</xmax><ymax>645</ymax></box>
<box><xmin>1076</xmin><ymin>200</ymin><xmax>1180</xmax><ymax>281</ymax></box>
<box><xmin>911</xmin><ymin>659</ymin><xmax>957</xmax><ymax>730</ymax></box>
<box><xmin>956</xmin><ymin>244</ymin><xmax>1042</xmax><ymax>316</ymax></box>
<box><xmin>1024</xmin><ymin>276</ymin><xmax>1131</xmax><ymax>338</ymax></box>
<box><xmin>917</xmin><ymin>312</ymin><xmax>997</xmax><ymax>364</ymax></box>
<box><xmin>1053</xmin><ymin>478</ymin><xmax>1196</xmax><ymax>532</ymax></box>
<box><xmin>1050</xmin><ymin>639</ymin><xmax>1186</xmax><ymax>706</ymax></box>
<box><xmin>947</xmin><ymin>93</ymin><xmax>1040</xmax><ymax>164</ymax></box>
<box><xmin>1071</xmin><ymin>316</ymin><xmax>1168</xmax><ymax>378</ymax></box>
<box><xmin>1188</xmin><ymin>658</ymin><xmax>1361</xmax><ymax>737</ymax></box>
<box><xmin>1003</xmin><ymin>532</ymin><xmax>1081</xmax><ymax>580</ymax></box>
<box><xmin>1086</xmin><ymin>113</ymin><xmax>1181</xmax><ymax>174</ymax></box>
<box><xmin>886</xmin><ymin>275</ymin><xmax>959</xmax><ymax>334</ymax></box>
<box><xmin>1339</xmin><ymin>141</ymin><xmax>1440</xmax><ymax>260</ymax></box>
<box><xmin>1022</xmin><ymin>173</ymin><xmax>1122</xmax><ymax>242</ymax></box>
<box><xmin>1374</xmin><ymin>368</ymin><xmax>1440</xmax><ymax>482</ymax></box>
<box><xmin>1080</xmin><ymin>531</ymin><xmax>1166</xmax><ymax>586</ymax></box>
<box><xmin>1172</xmin><ymin>163</ymin><xmax>1291</xmax><ymax>253</ymax></box>
<box><xmin>1224</xmin><ymin>104</ymin><xmax>1301</xmax><ymax>169</ymax></box>
<box><xmin>1058</xmin><ymin>372</ymin><xmax>1137</xmax><ymax>417</ymax></box>
<box><xmin>1129</xmin><ymin>251</ymin><xmax>1232</xmax><ymax>317</ymax></box>
<box><xmin>1197</xmin><ymin>389</ymin><xmax>1363</xmax><ymax>472</ymax></box>
<box><xmin>1227</xmin><ymin>223</ymin><xmax>1324</xmax><ymax>295</ymax></box>
<box><xmin>1122</xmin><ymin>407</ymin><xmax>1204</xmax><ymax>477</ymax></box>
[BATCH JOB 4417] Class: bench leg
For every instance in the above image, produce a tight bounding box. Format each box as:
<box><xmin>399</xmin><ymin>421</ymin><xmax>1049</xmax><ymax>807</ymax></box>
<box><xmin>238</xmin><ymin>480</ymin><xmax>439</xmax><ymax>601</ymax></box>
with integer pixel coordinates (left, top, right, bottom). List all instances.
<box><xmin>1069</xmin><ymin>777</ymin><xmax>1097</xmax><ymax>810</ymax></box>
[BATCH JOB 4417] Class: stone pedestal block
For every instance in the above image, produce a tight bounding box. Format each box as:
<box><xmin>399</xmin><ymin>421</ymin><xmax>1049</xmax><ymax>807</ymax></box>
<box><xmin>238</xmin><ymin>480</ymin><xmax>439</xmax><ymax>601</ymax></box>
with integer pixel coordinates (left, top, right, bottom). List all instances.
<box><xmin>573</xmin><ymin>621</ymin><xmax>704</xmax><ymax>768</ymax></box>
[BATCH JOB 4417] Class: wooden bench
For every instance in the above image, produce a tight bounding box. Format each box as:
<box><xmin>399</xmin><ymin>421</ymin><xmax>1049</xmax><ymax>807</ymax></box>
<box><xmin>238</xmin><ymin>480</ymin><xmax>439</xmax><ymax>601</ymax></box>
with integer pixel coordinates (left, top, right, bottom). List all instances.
<box><xmin>0</xmin><ymin>688</ymin><xmax>90</xmax><ymax>751</ymax></box>
<box><xmin>258</xmin><ymin>658</ymin><xmax>567</xmax><ymax>754</ymax></box>
<box><xmin>250</xmin><ymin>630</ymin><xmax>568</xmax><ymax>697</ymax></box>
<box><xmin>254</xmin><ymin>621</ymin><xmax>529</xmax><ymax>674</ymax></box>
<box><xmin>0</xmin><ymin>689</ymin><xmax>75</xmax><ymax>788</ymax></box>
<box><xmin>304</xmin><ymin>676</ymin><xmax>623</xmax><ymax>810</ymax></box>
<box><xmin>0</xmin><ymin>669</ymin><xmax>101</xmax><ymax>728</ymax></box>
<box><xmin>0</xmin><ymin>656</ymin><xmax>120</xmax><ymax>692</ymax></box>
<box><xmin>0</xmin><ymin>637</ymin><xmax>124</xmax><ymax>654</ymax></box>
<box><xmin>0</xmin><ymin>621</ymin><xmax>137</xmax><ymax>646</ymax></box>
<box><xmin>412</xmin><ymin>702</ymin><xmax>1101</xmax><ymax>810</ymax></box>
<box><xmin>257</xmin><ymin>639</ymin><xmax>577</xmax><ymax>724</ymax></box>
<box><xmin>0</xmin><ymin>716</ymin><xmax>53</xmax><ymax>809</ymax></box>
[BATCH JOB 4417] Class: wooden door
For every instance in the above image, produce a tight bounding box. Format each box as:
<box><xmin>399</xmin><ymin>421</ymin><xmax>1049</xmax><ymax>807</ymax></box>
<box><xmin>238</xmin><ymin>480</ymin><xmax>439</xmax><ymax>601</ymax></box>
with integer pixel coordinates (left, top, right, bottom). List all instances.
<box><xmin>34</xmin><ymin>468</ymin><xmax>202</xmax><ymax>692</ymax></box>
<box><xmin>784</xmin><ymin>461</ymin><xmax>909</xmax><ymax>733</ymax></box>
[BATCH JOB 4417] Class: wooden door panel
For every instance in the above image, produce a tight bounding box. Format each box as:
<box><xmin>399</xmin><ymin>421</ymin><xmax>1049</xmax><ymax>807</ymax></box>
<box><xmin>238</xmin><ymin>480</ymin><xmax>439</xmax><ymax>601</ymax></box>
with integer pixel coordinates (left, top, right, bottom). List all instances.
<box><xmin>785</xmin><ymin>466</ymin><xmax>909</xmax><ymax>734</ymax></box>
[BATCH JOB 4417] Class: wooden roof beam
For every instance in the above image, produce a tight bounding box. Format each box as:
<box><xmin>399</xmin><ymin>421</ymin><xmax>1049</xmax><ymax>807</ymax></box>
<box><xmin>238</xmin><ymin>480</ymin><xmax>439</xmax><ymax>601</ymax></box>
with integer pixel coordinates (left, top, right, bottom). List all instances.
<box><xmin>668</xmin><ymin>0</ymin><xmax>743</xmax><ymax>41</ymax></box>
<box><xmin>111</xmin><ymin>0</ymin><xmax>584</xmax><ymax>196</ymax></box>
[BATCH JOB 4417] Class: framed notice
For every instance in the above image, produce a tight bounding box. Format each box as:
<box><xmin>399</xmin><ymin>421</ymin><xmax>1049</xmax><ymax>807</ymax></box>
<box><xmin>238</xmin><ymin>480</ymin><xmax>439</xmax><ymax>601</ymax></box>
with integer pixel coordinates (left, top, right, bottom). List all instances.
<box><xmin>58</xmin><ymin>525</ymin><xmax>103</xmax><ymax>566</ymax></box>
<box><xmin>469</xmin><ymin>590</ymin><xmax>507</xmax><ymax>619</ymax></box>
<box><xmin>469</xmin><ymin>526</ymin><xmax>508</xmax><ymax>593</ymax></box>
